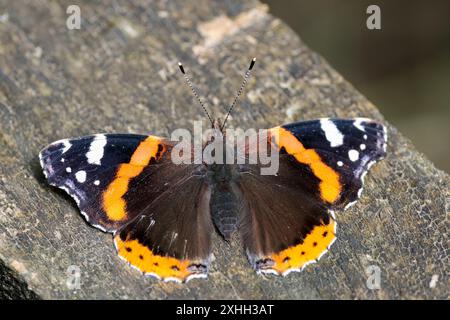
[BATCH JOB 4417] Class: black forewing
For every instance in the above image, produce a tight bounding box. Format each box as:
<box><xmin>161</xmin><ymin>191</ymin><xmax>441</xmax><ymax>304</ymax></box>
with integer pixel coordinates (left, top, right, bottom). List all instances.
<box><xmin>39</xmin><ymin>134</ymin><xmax>149</xmax><ymax>231</ymax></box>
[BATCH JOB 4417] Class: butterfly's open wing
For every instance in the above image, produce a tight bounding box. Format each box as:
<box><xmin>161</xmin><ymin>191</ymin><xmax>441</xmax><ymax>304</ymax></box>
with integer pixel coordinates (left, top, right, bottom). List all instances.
<box><xmin>40</xmin><ymin>134</ymin><xmax>212</xmax><ymax>282</ymax></box>
<box><xmin>238</xmin><ymin>118</ymin><xmax>387</xmax><ymax>275</ymax></box>
<box><xmin>279</xmin><ymin>118</ymin><xmax>387</xmax><ymax>210</ymax></box>
<box><xmin>39</xmin><ymin>134</ymin><xmax>169</xmax><ymax>231</ymax></box>
<box><xmin>238</xmin><ymin>162</ymin><xmax>337</xmax><ymax>276</ymax></box>
<box><xmin>113</xmin><ymin>162</ymin><xmax>213</xmax><ymax>283</ymax></box>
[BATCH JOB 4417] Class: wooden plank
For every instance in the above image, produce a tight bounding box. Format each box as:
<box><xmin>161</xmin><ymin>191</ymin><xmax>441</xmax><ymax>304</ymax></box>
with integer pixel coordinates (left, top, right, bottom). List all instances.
<box><xmin>0</xmin><ymin>0</ymin><xmax>447</xmax><ymax>299</ymax></box>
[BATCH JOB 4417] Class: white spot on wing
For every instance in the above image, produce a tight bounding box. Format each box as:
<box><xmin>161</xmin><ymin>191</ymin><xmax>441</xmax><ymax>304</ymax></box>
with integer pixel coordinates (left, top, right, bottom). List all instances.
<box><xmin>94</xmin><ymin>180</ymin><xmax>100</xmax><ymax>185</ymax></box>
<box><xmin>258</xmin><ymin>269</ymin><xmax>279</xmax><ymax>276</ymax></box>
<box><xmin>60</xmin><ymin>180</ymin><xmax>86</xmax><ymax>206</ymax></box>
<box><xmin>360</xmin><ymin>144</ymin><xmax>366</xmax><ymax>150</ymax></box>
<box><xmin>361</xmin><ymin>171</ymin><xmax>368</xmax><ymax>182</ymax></box>
<box><xmin>344</xmin><ymin>201</ymin><xmax>357</xmax><ymax>210</ymax></box>
<box><xmin>357</xmin><ymin>188</ymin><xmax>363</xmax><ymax>198</ymax></box>
<box><xmin>367</xmin><ymin>160</ymin><xmax>376</xmax><ymax>170</ymax></box>
<box><xmin>49</xmin><ymin>139</ymin><xmax>71</xmax><ymax>154</ymax></box>
<box><xmin>353</xmin><ymin>117</ymin><xmax>372</xmax><ymax>132</ymax></box>
<box><xmin>329</xmin><ymin>209</ymin><xmax>336</xmax><ymax>219</ymax></box>
<box><xmin>348</xmin><ymin>149</ymin><xmax>359</xmax><ymax>162</ymax></box>
<box><xmin>143</xmin><ymin>272</ymin><xmax>162</xmax><ymax>280</ymax></box>
<box><xmin>86</xmin><ymin>134</ymin><xmax>107</xmax><ymax>165</ymax></box>
<box><xmin>66</xmin><ymin>167</ymin><xmax>72</xmax><ymax>173</ymax></box>
<box><xmin>80</xmin><ymin>211</ymin><xmax>90</xmax><ymax>222</ymax></box>
<box><xmin>186</xmin><ymin>273</ymin><xmax>208</xmax><ymax>282</ymax></box>
<box><xmin>320</xmin><ymin>118</ymin><xmax>344</xmax><ymax>147</ymax></box>
<box><xmin>92</xmin><ymin>223</ymin><xmax>108</xmax><ymax>233</ymax></box>
<box><xmin>60</xmin><ymin>139</ymin><xmax>72</xmax><ymax>154</ymax></box>
<box><xmin>163</xmin><ymin>277</ymin><xmax>182</xmax><ymax>283</ymax></box>
<box><xmin>337</xmin><ymin>161</ymin><xmax>343</xmax><ymax>167</ymax></box>
<box><xmin>75</xmin><ymin>170</ymin><xmax>86</xmax><ymax>183</ymax></box>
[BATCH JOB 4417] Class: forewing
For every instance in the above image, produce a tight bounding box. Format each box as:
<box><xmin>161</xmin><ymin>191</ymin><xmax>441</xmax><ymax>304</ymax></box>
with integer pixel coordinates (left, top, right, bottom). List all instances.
<box><xmin>280</xmin><ymin>118</ymin><xmax>387</xmax><ymax>209</ymax></box>
<box><xmin>40</xmin><ymin>134</ymin><xmax>168</xmax><ymax>231</ymax></box>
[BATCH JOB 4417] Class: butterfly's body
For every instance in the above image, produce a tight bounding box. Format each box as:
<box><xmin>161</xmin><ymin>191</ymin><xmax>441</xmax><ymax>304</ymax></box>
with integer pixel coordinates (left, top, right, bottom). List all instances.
<box><xmin>203</xmin><ymin>123</ymin><xmax>246</xmax><ymax>241</ymax></box>
<box><xmin>208</xmin><ymin>163</ymin><xmax>242</xmax><ymax>240</ymax></box>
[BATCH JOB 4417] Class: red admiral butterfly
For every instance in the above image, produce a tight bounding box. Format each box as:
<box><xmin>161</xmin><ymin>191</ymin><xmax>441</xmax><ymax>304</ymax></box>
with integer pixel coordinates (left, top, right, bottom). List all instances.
<box><xmin>39</xmin><ymin>59</ymin><xmax>387</xmax><ymax>282</ymax></box>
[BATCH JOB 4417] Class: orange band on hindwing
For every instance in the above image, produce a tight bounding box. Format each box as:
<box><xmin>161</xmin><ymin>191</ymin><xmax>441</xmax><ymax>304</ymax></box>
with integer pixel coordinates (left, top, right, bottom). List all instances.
<box><xmin>261</xmin><ymin>218</ymin><xmax>336</xmax><ymax>275</ymax></box>
<box><xmin>269</xmin><ymin>127</ymin><xmax>341</xmax><ymax>203</ymax></box>
<box><xmin>114</xmin><ymin>236</ymin><xmax>206</xmax><ymax>282</ymax></box>
<box><xmin>103</xmin><ymin>136</ymin><xmax>165</xmax><ymax>221</ymax></box>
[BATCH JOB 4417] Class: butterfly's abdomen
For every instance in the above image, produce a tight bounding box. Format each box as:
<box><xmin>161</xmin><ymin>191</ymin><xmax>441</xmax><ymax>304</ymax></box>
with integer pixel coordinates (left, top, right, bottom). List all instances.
<box><xmin>208</xmin><ymin>164</ymin><xmax>241</xmax><ymax>240</ymax></box>
<box><xmin>210</xmin><ymin>186</ymin><xmax>239</xmax><ymax>240</ymax></box>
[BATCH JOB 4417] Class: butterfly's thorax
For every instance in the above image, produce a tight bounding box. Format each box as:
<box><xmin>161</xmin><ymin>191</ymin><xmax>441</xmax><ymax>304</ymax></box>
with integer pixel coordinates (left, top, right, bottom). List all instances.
<box><xmin>207</xmin><ymin>163</ymin><xmax>241</xmax><ymax>240</ymax></box>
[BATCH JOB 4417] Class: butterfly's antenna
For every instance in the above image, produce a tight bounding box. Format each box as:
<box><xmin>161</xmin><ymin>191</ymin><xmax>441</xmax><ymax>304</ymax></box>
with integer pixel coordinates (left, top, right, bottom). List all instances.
<box><xmin>221</xmin><ymin>57</ymin><xmax>256</xmax><ymax>131</ymax></box>
<box><xmin>178</xmin><ymin>62</ymin><xmax>214</xmax><ymax>126</ymax></box>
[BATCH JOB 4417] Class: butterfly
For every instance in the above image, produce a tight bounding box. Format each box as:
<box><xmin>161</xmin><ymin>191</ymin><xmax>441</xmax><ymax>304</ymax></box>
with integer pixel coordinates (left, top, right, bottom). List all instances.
<box><xmin>39</xmin><ymin>58</ymin><xmax>387</xmax><ymax>282</ymax></box>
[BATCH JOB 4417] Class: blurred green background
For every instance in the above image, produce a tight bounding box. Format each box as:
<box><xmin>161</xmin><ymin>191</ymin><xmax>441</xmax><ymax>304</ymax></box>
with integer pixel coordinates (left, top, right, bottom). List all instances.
<box><xmin>262</xmin><ymin>0</ymin><xmax>450</xmax><ymax>173</ymax></box>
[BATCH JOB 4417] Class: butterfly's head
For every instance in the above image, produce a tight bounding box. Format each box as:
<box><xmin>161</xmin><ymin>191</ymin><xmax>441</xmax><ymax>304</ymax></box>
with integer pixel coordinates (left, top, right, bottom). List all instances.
<box><xmin>212</xmin><ymin>118</ymin><xmax>222</xmax><ymax>131</ymax></box>
<box><xmin>205</xmin><ymin>118</ymin><xmax>224</xmax><ymax>144</ymax></box>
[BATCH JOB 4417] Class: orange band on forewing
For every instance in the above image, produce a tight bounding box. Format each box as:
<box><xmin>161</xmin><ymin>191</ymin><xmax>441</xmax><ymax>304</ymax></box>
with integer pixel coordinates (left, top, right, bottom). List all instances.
<box><xmin>103</xmin><ymin>136</ymin><xmax>163</xmax><ymax>221</ymax></box>
<box><xmin>265</xmin><ymin>219</ymin><xmax>336</xmax><ymax>274</ymax></box>
<box><xmin>270</xmin><ymin>127</ymin><xmax>341</xmax><ymax>203</ymax></box>
<box><xmin>114</xmin><ymin>236</ymin><xmax>197</xmax><ymax>281</ymax></box>
<box><xmin>103</xmin><ymin>178</ymin><xmax>129</xmax><ymax>221</ymax></box>
<box><xmin>129</xmin><ymin>138</ymin><xmax>161</xmax><ymax>166</ymax></box>
<box><xmin>117</xmin><ymin>164</ymin><xmax>144</xmax><ymax>178</ymax></box>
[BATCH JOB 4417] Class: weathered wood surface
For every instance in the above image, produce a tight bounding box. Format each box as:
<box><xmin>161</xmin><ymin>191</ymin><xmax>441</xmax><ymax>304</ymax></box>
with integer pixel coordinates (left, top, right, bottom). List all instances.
<box><xmin>0</xmin><ymin>0</ymin><xmax>448</xmax><ymax>299</ymax></box>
